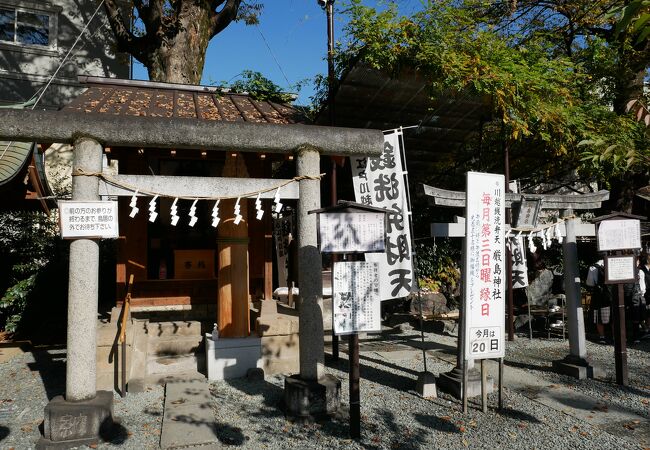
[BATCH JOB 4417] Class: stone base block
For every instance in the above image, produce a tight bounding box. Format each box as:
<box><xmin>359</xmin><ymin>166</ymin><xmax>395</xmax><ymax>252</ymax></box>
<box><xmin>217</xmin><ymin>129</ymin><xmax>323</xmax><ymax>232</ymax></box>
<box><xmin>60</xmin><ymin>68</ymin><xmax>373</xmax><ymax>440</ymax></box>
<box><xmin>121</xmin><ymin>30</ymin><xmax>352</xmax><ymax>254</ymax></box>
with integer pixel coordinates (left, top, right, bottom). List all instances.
<box><xmin>39</xmin><ymin>391</ymin><xmax>114</xmax><ymax>448</ymax></box>
<box><xmin>284</xmin><ymin>374</ymin><xmax>341</xmax><ymax>422</ymax></box>
<box><xmin>437</xmin><ymin>368</ymin><xmax>494</xmax><ymax>399</ymax></box>
<box><xmin>416</xmin><ymin>371</ymin><xmax>437</xmax><ymax>398</ymax></box>
<box><xmin>205</xmin><ymin>335</ymin><xmax>262</xmax><ymax>380</ymax></box>
<box><xmin>552</xmin><ymin>356</ymin><xmax>605</xmax><ymax>380</ymax></box>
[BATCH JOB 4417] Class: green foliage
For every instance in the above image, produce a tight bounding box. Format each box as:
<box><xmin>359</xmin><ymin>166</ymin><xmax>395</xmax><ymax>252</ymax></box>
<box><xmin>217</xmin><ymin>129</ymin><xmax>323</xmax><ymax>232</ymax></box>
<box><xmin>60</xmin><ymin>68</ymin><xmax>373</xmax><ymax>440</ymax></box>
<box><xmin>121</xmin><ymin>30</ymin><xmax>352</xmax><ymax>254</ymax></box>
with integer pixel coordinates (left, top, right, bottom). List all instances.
<box><xmin>326</xmin><ymin>0</ymin><xmax>650</xmax><ymax>190</ymax></box>
<box><xmin>415</xmin><ymin>240</ymin><xmax>460</xmax><ymax>297</ymax></box>
<box><xmin>0</xmin><ymin>275</ymin><xmax>36</xmax><ymax>333</ymax></box>
<box><xmin>221</xmin><ymin>70</ymin><xmax>299</xmax><ymax>104</ymax></box>
<box><xmin>0</xmin><ymin>211</ymin><xmax>60</xmax><ymax>334</ymax></box>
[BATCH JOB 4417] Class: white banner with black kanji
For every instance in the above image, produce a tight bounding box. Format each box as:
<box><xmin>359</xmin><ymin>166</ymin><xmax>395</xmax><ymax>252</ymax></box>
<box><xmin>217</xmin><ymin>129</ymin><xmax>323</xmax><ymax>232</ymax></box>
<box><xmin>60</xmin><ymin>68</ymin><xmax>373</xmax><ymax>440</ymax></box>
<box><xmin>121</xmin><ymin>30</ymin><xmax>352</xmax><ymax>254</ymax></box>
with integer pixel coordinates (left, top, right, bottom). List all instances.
<box><xmin>351</xmin><ymin>130</ymin><xmax>414</xmax><ymax>300</ymax></box>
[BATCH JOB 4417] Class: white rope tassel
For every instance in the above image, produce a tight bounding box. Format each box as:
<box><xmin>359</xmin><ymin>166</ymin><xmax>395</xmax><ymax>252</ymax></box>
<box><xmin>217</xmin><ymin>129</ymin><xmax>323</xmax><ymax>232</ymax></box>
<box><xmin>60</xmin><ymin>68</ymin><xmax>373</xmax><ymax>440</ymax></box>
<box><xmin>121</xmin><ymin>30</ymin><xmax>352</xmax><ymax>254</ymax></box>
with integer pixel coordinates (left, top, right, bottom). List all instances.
<box><xmin>211</xmin><ymin>200</ymin><xmax>221</xmax><ymax>228</ymax></box>
<box><xmin>170</xmin><ymin>198</ymin><xmax>179</xmax><ymax>226</ymax></box>
<box><xmin>129</xmin><ymin>190</ymin><xmax>139</xmax><ymax>218</ymax></box>
<box><xmin>148</xmin><ymin>195</ymin><xmax>158</xmax><ymax>222</ymax></box>
<box><xmin>188</xmin><ymin>199</ymin><xmax>198</xmax><ymax>227</ymax></box>
<box><xmin>234</xmin><ymin>197</ymin><xmax>243</xmax><ymax>225</ymax></box>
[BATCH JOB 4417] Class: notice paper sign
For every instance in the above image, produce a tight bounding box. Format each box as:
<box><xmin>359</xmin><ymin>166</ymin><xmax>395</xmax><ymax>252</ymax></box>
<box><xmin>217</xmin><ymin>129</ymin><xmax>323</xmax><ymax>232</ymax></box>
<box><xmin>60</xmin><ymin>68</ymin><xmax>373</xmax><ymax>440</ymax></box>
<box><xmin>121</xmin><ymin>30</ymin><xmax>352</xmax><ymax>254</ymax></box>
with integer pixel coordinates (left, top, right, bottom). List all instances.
<box><xmin>597</xmin><ymin>219</ymin><xmax>641</xmax><ymax>251</ymax></box>
<box><xmin>463</xmin><ymin>172</ymin><xmax>506</xmax><ymax>360</ymax></box>
<box><xmin>318</xmin><ymin>212</ymin><xmax>386</xmax><ymax>254</ymax></box>
<box><xmin>605</xmin><ymin>255</ymin><xmax>636</xmax><ymax>284</ymax></box>
<box><xmin>59</xmin><ymin>201</ymin><xmax>119</xmax><ymax>239</ymax></box>
<box><xmin>332</xmin><ymin>261</ymin><xmax>381</xmax><ymax>335</ymax></box>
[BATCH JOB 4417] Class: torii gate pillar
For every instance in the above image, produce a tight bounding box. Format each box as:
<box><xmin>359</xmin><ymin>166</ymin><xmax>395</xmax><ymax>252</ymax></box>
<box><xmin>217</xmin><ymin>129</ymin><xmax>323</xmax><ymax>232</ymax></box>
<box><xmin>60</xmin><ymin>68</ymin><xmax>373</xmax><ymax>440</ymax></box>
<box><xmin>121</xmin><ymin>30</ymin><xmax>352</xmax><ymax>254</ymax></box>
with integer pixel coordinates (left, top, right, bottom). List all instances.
<box><xmin>552</xmin><ymin>209</ymin><xmax>605</xmax><ymax>378</ymax></box>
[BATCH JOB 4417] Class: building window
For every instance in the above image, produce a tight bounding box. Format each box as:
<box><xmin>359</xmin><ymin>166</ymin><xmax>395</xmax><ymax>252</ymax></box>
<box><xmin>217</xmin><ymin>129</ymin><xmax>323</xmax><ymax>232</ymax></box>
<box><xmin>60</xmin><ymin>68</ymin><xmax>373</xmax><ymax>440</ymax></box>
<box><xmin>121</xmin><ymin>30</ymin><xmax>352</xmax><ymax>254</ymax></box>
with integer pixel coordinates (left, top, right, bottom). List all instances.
<box><xmin>0</xmin><ymin>7</ymin><xmax>52</xmax><ymax>47</ymax></box>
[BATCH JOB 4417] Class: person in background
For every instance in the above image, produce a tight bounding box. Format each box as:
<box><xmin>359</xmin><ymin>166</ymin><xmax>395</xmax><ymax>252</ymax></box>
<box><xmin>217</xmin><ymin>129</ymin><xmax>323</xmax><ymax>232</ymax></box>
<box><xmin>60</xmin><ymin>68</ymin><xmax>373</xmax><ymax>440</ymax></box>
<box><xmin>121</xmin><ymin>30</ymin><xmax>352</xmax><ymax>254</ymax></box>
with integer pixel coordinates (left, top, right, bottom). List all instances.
<box><xmin>627</xmin><ymin>252</ymin><xmax>649</xmax><ymax>344</ymax></box>
<box><xmin>586</xmin><ymin>259</ymin><xmax>610</xmax><ymax>344</ymax></box>
<box><xmin>639</xmin><ymin>251</ymin><xmax>650</xmax><ymax>337</ymax></box>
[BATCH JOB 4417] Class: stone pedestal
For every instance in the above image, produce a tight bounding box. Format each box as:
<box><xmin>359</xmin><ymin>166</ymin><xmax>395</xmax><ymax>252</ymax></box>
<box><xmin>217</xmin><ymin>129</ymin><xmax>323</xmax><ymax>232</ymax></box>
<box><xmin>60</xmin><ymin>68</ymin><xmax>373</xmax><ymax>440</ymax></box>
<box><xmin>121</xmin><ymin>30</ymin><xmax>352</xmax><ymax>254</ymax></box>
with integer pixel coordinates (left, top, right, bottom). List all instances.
<box><xmin>552</xmin><ymin>355</ymin><xmax>605</xmax><ymax>380</ymax></box>
<box><xmin>416</xmin><ymin>371</ymin><xmax>437</xmax><ymax>398</ymax></box>
<box><xmin>37</xmin><ymin>391</ymin><xmax>114</xmax><ymax>449</ymax></box>
<box><xmin>437</xmin><ymin>367</ymin><xmax>494</xmax><ymax>399</ymax></box>
<box><xmin>284</xmin><ymin>374</ymin><xmax>341</xmax><ymax>422</ymax></box>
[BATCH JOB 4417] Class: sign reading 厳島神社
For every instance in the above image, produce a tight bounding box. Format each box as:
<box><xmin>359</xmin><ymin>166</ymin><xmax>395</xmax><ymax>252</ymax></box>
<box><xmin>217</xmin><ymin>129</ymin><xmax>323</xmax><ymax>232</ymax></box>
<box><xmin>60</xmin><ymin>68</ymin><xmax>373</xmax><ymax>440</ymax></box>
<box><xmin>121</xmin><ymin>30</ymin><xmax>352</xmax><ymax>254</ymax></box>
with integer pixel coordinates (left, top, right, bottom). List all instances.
<box><xmin>463</xmin><ymin>172</ymin><xmax>506</xmax><ymax>360</ymax></box>
<box><xmin>351</xmin><ymin>131</ymin><xmax>414</xmax><ymax>300</ymax></box>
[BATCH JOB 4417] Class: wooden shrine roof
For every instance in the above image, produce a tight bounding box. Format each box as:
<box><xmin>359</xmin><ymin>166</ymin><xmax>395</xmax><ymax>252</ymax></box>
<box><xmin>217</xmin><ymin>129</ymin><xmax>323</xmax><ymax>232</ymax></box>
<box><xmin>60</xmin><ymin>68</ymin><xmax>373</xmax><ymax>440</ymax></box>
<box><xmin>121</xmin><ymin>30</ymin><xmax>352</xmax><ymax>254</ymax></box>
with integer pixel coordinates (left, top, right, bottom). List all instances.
<box><xmin>64</xmin><ymin>76</ymin><xmax>305</xmax><ymax>125</ymax></box>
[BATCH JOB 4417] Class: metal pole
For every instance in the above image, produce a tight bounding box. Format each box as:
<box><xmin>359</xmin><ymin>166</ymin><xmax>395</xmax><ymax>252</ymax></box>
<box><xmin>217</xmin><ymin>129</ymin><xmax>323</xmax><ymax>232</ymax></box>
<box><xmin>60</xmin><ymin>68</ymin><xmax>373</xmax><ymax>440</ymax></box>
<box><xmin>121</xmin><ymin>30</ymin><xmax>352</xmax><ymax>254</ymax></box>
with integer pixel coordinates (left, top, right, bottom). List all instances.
<box><xmin>325</xmin><ymin>0</ymin><xmax>340</xmax><ymax>362</ymax></box>
<box><xmin>614</xmin><ymin>276</ymin><xmax>628</xmax><ymax>385</ymax></box>
<box><xmin>349</xmin><ymin>332</ymin><xmax>361</xmax><ymax>438</ymax></box>
<box><xmin>503</xmin><ymin>130</ymin><xmax>514</xmax><ymax>341</ymax></box>
<box><xmin>498</xmin><ymin>358</ymin><xmax>504</xmax><ymax>410</ymax></box>
<box><xmin>481</xmin><ymin>359</ymin><xmax>487</xmax><ymax>413</ymax></box>
<box><xmin>397</xmin><ymin>130</ymin><xmax>428</xmax><ymax>372</ymax></box>
<box><xmin>462</xmin><ymin>359</ymin><xmax>469</xmax><ymax>413</ymax></box>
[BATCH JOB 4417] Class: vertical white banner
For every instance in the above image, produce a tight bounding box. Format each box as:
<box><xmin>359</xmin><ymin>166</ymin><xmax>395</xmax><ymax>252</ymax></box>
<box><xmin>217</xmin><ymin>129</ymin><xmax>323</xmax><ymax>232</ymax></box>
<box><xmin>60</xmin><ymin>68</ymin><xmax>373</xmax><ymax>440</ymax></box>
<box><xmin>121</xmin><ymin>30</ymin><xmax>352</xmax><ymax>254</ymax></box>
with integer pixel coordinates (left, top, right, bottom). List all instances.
<box><xmin>464</xmin><ymin>172</ymin><xmax>506</xmax><ymax>360</ymax></box>
<box><xmin>510</xmin><ymin>236</ymin><xmax>529</xmax><ymax>289</ymax></box>
<box><xmin>351</xmin><ymin>131</ymin><xmax>414</xmax><ymax>300</ymax></box>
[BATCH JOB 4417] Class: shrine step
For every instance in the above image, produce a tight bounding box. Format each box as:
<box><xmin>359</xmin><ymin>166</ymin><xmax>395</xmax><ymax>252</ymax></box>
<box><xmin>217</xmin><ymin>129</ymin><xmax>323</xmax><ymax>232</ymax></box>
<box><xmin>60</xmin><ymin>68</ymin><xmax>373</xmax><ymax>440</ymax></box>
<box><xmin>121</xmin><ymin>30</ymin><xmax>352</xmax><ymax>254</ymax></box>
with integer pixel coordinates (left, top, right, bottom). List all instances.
<box><xmin>147</xmin><ymin>335</ymin><xmax>203</xmax><ymax>356</ymax></box>
<box><xmin>147</xmin><ymin>354</ymin><xmax>204</xmax><ymax>376</ymax></box>
<box><xmin>144</xmin><ymin>320</ymin><xmax>204</xmax><ymax>339</ymax></box>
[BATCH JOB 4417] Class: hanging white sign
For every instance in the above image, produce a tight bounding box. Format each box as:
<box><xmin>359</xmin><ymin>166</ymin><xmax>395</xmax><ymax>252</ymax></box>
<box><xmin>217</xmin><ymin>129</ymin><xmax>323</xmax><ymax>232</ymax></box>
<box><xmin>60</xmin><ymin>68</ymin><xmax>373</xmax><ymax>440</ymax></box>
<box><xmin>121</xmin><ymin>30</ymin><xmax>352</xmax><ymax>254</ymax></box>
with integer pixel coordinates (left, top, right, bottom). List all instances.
<box><xmin>59</xmin><ymin>201</ymin><xmax>119</xmax><ymax>239</ymax></box>
<box><xmin>463</xmin><ymin>172</ymin><xmax>506</xmax><ymax>360</ymax></box>
<box><xmin>318</xmin><ymin>212</ymin><xmax>386</xmax><ymax>254</ymax></box>
<box><xmin>597</xmin><ymin>219</ymin><xmax>641</xmax><ymax>251</ymax></box>
<box><xmin>510</xmin><ymin>236</ymin><xmax>529</xmax><ymax>289</ymax></box>
<box><xmin>351</xmin><ymin>130</ymin><xmax>414</xmax><ymax>300</ymax></box>
<box><xmin>332</xmin><ymin>261</ymin><xmax>381</xmax><ymax>335</ymax></box>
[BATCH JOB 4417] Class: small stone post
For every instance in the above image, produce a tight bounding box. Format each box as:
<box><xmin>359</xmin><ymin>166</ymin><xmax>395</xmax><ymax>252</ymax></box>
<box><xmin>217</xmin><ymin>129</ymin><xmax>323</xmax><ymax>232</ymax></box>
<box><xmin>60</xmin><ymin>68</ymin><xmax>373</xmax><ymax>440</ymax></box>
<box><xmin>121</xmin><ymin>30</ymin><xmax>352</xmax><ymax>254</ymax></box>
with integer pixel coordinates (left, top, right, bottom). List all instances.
<box><xmin>552</xmin><ymin>209</ymin><xmax>603</xmax><ymax>379</ymax></box>
<box><xmin>66</xmin><ymin>137</ymin><xmax>103</xmax><ymax>401</ymax></box>
<box><xmin>284</xmin><ymin>147</ymin><xmax>340</xmax><ymax>420</ymax></box>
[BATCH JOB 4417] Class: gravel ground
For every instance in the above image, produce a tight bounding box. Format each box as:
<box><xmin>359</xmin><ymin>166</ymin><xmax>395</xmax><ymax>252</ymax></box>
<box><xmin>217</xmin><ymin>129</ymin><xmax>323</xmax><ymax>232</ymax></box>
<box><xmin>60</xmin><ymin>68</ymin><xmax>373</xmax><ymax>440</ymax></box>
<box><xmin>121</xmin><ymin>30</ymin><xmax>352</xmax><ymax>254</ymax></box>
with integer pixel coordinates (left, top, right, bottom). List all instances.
<box><xmin>0</xmin><ymin>329</ymin><xmax>648</xmax><ymax>449</ymax></box>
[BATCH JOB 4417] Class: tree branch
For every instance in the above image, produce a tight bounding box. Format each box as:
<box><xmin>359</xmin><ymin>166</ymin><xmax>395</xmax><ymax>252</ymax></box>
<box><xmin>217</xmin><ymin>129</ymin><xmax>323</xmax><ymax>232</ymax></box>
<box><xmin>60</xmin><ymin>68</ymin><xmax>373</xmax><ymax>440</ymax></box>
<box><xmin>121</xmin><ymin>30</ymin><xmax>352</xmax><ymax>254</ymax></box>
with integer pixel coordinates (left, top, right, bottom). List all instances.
<box><xmin>210</xmin><ymin>0</ymin><xmax>242</xmax><ymax>38</ymax></box>
<box><xmin>103</xmin><ymin>0</ymin><xmax>148</xmax><ymax>63</ymax></box>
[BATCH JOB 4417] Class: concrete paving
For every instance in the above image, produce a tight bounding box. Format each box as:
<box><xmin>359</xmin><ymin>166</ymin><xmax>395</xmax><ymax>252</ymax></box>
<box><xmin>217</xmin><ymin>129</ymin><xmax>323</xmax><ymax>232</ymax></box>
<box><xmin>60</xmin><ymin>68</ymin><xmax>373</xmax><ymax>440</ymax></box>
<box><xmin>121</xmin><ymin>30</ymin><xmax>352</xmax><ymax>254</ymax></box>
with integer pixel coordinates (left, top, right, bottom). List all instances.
<box><xmin>160</xmin><ymin>379</ymin><xmax>220</xmax><ymax>449</ymax></box>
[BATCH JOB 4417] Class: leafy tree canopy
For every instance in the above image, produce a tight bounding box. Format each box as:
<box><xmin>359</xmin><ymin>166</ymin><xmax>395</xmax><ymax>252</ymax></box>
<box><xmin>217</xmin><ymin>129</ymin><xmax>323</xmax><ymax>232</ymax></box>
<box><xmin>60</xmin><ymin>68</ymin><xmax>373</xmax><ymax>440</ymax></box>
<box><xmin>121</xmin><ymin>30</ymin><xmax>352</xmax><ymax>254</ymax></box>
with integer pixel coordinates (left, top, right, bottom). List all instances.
<box><xmin>331</xmin><ymin>0</ymin><xmax>649</xmax><ymax>197</ymax></box>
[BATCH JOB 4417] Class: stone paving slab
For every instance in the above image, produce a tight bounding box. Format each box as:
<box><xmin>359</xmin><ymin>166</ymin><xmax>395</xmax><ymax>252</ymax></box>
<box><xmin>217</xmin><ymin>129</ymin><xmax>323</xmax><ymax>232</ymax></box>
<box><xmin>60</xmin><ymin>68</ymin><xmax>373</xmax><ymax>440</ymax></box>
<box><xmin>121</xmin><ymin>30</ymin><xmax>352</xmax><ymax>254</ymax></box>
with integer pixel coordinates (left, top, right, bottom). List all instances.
<box><xmin>160</xmin><ymin>379</ymin><xmax>220</xmax><ymax>449</ymax></box>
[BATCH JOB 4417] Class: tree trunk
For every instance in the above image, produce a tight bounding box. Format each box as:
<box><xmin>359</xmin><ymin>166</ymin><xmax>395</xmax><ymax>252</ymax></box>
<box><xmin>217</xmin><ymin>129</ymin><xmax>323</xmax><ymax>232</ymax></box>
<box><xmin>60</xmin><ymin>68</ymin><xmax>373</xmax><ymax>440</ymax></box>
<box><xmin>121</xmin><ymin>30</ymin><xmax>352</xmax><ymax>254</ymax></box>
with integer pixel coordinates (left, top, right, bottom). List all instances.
<box><xmin>146</xmin><ymin>2</ymin><xmax>212</xmax><ymax>84</ymax></box>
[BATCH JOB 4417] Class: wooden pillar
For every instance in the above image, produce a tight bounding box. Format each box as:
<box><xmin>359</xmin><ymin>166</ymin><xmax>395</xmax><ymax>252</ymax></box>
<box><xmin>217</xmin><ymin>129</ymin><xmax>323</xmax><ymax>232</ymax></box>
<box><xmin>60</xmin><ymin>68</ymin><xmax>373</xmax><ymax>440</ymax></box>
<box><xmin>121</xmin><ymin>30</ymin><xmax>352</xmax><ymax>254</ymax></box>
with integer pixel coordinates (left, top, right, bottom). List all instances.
<box><xmin>217</xmin><ymin>153</ymin><xmax>250</xmax><ymax>337</ymax></box>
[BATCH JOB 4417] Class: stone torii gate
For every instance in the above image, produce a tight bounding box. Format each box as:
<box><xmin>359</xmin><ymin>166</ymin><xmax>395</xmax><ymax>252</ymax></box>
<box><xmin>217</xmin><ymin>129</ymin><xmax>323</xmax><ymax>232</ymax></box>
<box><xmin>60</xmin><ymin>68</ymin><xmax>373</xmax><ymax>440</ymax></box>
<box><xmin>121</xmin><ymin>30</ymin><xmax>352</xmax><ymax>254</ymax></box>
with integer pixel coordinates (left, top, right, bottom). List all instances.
<box><xmin>423</xmin><ymin>183</ymin><xmax>609</xmax><ymax>396</ymax></box>
<box><xmin>0</xmin><ymin>108</ymin><xmax>383</xmax><ymax>446</ymax></box>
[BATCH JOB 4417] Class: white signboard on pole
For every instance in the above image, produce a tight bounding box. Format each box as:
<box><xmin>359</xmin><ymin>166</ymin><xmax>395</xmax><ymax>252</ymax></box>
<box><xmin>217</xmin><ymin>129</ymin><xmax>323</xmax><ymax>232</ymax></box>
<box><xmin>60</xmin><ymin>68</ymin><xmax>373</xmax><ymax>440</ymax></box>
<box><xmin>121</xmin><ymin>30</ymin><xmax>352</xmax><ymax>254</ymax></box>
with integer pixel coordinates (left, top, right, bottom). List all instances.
<box><xmin>351</xmin><ymin>130</ymin><xmax>414</xmax><ymax>300</ymax></box>
<box><xmin>597</xmin><ymin>219</ymin><xmax>641</xmax><ymax>251</ymax></box>
<box><xmin>59</xmin><ymin>201</ymin><xmax>119</xmax><ymax>239</ymax></box>
<box><xmin>464</xmin><ymin>172</ymin><xmax>506</xmax><ymax>360</ymax></box>
<box><xmin>318</xmin><ymin>212</ymin><xmax>386</xmax><ymax>253</ymax></box>
<box><xmin>332</xmin><ymin>261</ymin><xmax>381</xmax><ymax>335</ymax></box>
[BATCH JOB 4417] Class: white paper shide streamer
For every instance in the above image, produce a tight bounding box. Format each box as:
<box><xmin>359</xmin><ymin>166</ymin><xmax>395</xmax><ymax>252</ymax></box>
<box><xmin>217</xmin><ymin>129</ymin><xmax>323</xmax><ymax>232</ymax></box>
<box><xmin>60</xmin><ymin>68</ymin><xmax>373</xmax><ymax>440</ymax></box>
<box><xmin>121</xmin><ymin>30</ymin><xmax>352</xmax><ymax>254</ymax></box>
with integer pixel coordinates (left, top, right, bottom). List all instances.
<box><xmin>170</xmin><ymin>198</ymin><xmax>179</xmax><ymax>226</ymax></box>
<box><xmin>148</xmin><ymin>195</ymin><xmax>158</xmax><ymax>222</ymax></box>
<box><xmin>129</xmin><ymin>190</ymin><xmax>139</xmax><ymax>218</ymax></box>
